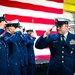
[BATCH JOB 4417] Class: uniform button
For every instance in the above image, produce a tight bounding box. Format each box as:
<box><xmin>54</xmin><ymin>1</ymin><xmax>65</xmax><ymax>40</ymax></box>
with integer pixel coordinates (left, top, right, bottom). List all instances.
<box><xmin>7</xmin><ymin>54</ymin><xmax>8</xmax><ymax>56</ymax></box>
<box><xmin>21</xmin><ymin>60</ymin><xmax>22</xmax><ymax>61</ymax></box>
<box><xmin>31</xmin><ymin>54</ymin><xmax>33</xmax><ymax>56</ymax></box>
<box><xmin>20</xmin><ymin>55</ymin><xmax>22</xmax><ymax>56</ymax></box>
<box><xmin>15</xmin><ymin>63</ymin><xmax>17</xmax><ymax>65</ymax></box>
<box><xmin>8</xmin><ymin>64</ymin><xmax>9</xmax><ymax>66</ymax></box>
<box><xmin>72</xmin><ymin>48</ymin><xmax>74</xmax><ymax>50</ymax></box>
<box><xmin>62</xmin><ymin>46</ymin><xmax>64</xmax><ymax>48</ymax></box>
<box><xmin>62</xmin><ymin>61</ymin><xmax>64</xmax><ymax>63</ymax></box>
<box><xmin>24</xmin><ymin>42</ymin><xmax>26</xmax><ymax>44</ymax></box>
<box><xmin>62</xmin><ymin>56</ymin><xmax>64</xmax><ymax>58</ymax></box>
<box><xmin>16</xmin><ymin>44</ymin><xmax>17</xmax><ymax>46</ymax></box>
<box><xmin>0</xmin><ymin>47</ymin><xmax>1</xmax><ymax>49</ymax></box>
<box><xmin>24</xmin><ymin>54</ymin><xmax>25</xmax><ymax>55</ymax></box>
<box><xmin>70</xmin><ymin>51</ymin><xmax>73</xmax><ymax>54</ymax></box>
<box><xmin>20</xmin><ymin>35</ymin><xmax>23</xmax><ymax>38</ymax></box>
<box><xmin>7</xmin><ymin>48</ymin><xmax>8</xmax><ymax>50</ymax></box>
<box><xmin>7</xmin><ymin>59</ymin><xmax>8</xmax><ymax>61</ymax></box>
<box><xmin>62</xmin><ymin>51</ymin><xmax>64</xmax><ymax>53</ymax></box>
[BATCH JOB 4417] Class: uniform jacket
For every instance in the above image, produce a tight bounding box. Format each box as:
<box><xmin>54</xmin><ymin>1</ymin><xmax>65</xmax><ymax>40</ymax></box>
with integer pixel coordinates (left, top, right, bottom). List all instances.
<box><xmin>17</xmin><ymin>33</ymin><xmax>29</xmax><ymax>66</ymax></box>
<box><xmin>26</xmin><ymin>36</ymin><xmax>36</xmax><ymax>64</ymax></box>
<box><xmin>35</xmin><ymin>32</ymin><xmax>75</xmax><ymax>75</ymax></box>
<box><xmin>0</xmin><ymin>29</ymin><xmax>8</xmax><ymax>75</ymax></box>
<box><xmin>3</xmin><ymin>31</ymin><xmax>22</xmax><ymax>75</ymax></box>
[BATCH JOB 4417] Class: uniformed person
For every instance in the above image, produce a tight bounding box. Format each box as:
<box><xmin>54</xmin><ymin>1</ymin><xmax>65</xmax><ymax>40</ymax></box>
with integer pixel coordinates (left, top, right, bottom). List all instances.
<box><xmin>26</xmin><ymin>29</ymin><xmax>36</xmax><ymax>75</ymax></box>
<box><xmin>35</xmin><ymin>17</ymin><xmax>75</xmax><ymax>75</ymax></box>
<box><xmin>4</xmin><ymin>19</ymin><xmax>22</xmax><ymax>75</ymax></box>
<box><xmin>15</xmin><ymin>24</ymin><xmax>28</xmax><ymax>75</ymax></box>
<box><xmin>19</xmin><ymin>33</ymin><xmax>28</xmax><ymax>75</ymax></box>
<box><xmin>0</xmin><ymin>13</ymin><xmax>9</xmax><ymax>75</ymax></box>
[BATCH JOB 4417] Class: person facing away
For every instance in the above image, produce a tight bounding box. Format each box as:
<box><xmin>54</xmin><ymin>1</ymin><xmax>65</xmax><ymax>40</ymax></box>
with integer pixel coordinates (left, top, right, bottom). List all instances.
<box><xmin>35</xmin><ymin>17</ymin><xmax>75</xmax><ymax>75</ymax></box>
<box><xmin>0</xmin><ymin>13</ymin><xmax>9</xmax><ymax>75</ymax></box>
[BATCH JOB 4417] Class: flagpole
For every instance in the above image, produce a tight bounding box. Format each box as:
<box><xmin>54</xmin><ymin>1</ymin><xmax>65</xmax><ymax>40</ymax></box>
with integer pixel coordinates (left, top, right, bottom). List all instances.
<box><xmin>32</xmin><ymin>18</ymin><xmax>37</xmax><ymax>37</ymax></box>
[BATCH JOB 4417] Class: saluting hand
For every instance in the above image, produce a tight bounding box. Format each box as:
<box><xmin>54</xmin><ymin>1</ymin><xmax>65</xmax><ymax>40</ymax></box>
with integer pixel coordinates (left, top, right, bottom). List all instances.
<box><xmin>0</xmin><ymin>21</ymin><xmax>6</xmax><ymax>29</ymax></box>
<box><xmin>44</xmin><ymin>25</ymin><xmax>55</xmax><ymax>36</ymax></box>
<box><xmin>14</xmin><ymin>28</ymin><xmax>21</xmax><ymax>32</ymax></box>
<box><xmin>30</xmin><ymin>32</ymin><xmax>35</xmax><ymax>37</ymax></box>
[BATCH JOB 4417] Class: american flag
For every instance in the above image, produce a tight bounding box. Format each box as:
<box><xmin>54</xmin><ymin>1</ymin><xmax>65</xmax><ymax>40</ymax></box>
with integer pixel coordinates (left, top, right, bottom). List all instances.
<box><xmin>0</xmin><ymin>0</ymin><xmax>63</xmax><ymax>60</ymax></box>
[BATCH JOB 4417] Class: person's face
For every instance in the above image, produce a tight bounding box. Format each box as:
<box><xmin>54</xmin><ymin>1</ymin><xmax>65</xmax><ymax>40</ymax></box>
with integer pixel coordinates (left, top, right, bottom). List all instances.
<box><xmin>27</xmin><ymin>31</ymin><xmax>33</xmax><ymax>37</ymax></box>
<box><xmin>56</xmin><ymin>24</ymin><xmax>68</xmax><ymax>35</ymax></box>
<box><xmin>0</xmin><ymin>21</ymin><xmax>6</xmax><ymax>28</ymax></box>
<box><xmin>27</xmin><ymin>31</ymin><xmax>32</xmax><ymax>35</ymax></box>
<box><xmin>7</xmin><ymin>26</ymin><xmax>16</xmax><ymax>34</ymax></box>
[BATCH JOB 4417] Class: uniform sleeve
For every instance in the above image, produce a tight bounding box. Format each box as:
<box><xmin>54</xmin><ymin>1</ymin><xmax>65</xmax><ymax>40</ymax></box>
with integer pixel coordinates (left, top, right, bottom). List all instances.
<box><xmin>4</xmin><ymin>31</ymin><xmax>22</xmax><ymax>43</ymax></box>
<box><xmin>21</xmin><ymin>34</ymin><xmax>29</xmax><ymax>42</ymax></box>
<box><xmin>26</xmin><ymin>37</ymin><xmax>36</xmax><ymax>46</ymax></box>
<box><xmin>35</xmin><ymin>34</ymin><xmax>52</xmax><ymax>49</ymax></box>
<box><xmin>0</xmin><ymin>29</ymin><xmax>4</xmax><ymax>35</ymax></box>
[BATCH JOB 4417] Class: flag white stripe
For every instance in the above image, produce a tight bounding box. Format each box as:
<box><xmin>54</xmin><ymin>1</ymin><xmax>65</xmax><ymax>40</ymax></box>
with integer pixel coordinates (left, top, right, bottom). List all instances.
<box><xmin>0</xmin><ymin>5</ymin><xmax>63</xmax><ymax>19</ymax></box>
<box><xmin>34</xmin><ymin>48</ymin><xmax>50</xmax><ymax>55</ymax></box>
<box><xmin>19</xmin><ymin>22</ymin><xmax>56</xmax><ymax>31</ymax></box>
<box><xmin>11</xmin><ymin>0</ymin><xmax>63</xmax><ymax>9</ymax></box>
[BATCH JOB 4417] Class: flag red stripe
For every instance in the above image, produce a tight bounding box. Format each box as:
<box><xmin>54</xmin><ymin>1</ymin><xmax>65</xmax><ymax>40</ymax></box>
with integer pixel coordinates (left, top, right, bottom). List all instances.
<box><xmin>5</xmin><ymin>14</ymin><xmax>55</xmax><ymax>25</ymax></box>
<box><xmin>36</xmin><ymin>30</ymin><xmax>56</xmax><ymax>36</ymax></box>
<box><xmin>0</xmin><ymin>0</ymin><xmax>63</xmax><ymax>14</ymax></box>
<box><xmin>35</xmin><ymin>55</ymin><xmax>50</xmax><ymax>60</ymax></box>
<box><xmin>47</xmin><ymin>0</ymin><xmax>63</xmax><ymax>3</ymax></box>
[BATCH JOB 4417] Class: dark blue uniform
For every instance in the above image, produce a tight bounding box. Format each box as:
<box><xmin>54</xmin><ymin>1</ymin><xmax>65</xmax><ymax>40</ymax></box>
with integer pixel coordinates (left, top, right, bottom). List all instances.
<box><xmin>26</xmin><ymin>36</ymin><xmax>36</xmax><ymax>75</ymax></box>
<box><xmin>0</xmin><ymin>29</ymin><xmax>9</xmax><ymax>75</ymax></box>
<box><xmin>35</xmin><ymin>32</ymin><xmax>75</xmax><ymax>75</ymax></box>
<box><xmin>17</xmin><ymin>33</ymin><xmax>29</xmax><ymax>75</ymax></box>
<box><xmin>4</xmin><ymin>31</ymin><xmax>22</xmax><ymax>75</ymax></box>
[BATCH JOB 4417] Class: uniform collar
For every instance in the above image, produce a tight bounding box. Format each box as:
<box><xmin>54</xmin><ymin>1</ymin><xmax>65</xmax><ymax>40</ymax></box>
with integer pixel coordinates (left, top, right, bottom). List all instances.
<box><xmin>63</xmin><ymin>32</ymin><xmax>68</xmax><ymax>39</ymax></box>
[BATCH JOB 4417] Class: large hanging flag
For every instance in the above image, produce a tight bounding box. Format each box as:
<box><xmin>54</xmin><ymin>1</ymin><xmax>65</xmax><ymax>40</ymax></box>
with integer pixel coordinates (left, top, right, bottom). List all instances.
<box><xmin>0</xmin><ymin>0</ymin><xmax>63</xmax><ymax>60</ymax></box>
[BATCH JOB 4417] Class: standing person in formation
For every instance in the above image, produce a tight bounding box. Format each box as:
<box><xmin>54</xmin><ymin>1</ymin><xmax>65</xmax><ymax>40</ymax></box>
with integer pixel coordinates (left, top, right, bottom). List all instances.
<box><xmin>16</xmin><ymin>26</ymin><xmax>29</xmax><ymax>75</ymax></box>
<box><xmin>26</xmin><ymin>29</ymin><xmax>36</xmax><ymax>75</ymax></box>
<box><xmin>0</xmin><ymin>13</ymin><xmax>9</xmax><ymax>75</ymax></box>
<box><xmin>4</xmin><ymin>19</ymin><xmax>22</xmax><ymax>75</ymax></box>
<box><xmin>35</xmin><ymin>17</ymin><xmax>75</xmax><ymax>75</ymax></box>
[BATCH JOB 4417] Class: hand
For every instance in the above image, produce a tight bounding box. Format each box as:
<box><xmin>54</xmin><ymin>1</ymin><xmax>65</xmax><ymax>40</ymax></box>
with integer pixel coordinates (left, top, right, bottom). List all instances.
<box><xmin>14</xmin><ymin>28</ymin><xmax>21</xmax><ymax>32</ymax></box>
<box><xmin>29</xmin><ymin>32</ymin><xmax>35</xmax><ymax>38</ymax></box>
<box><xmin>0</xmin><ymin>21</ymin><xmax>6</xmax><ymax>29</ymax></box>
<box><xmin>0</xmin><ymin>26</ymin><xmax>6</xmax><ymax>30</ymax></box>
<box><xmin>44</xmin><ymin>25</ymin><xmax>55</xmax><ymax>36</ymax></box>
<box><xmin>30</xmin><ymin>32</ymin><xmax>35</xmax><ymax>37</ymax></box>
